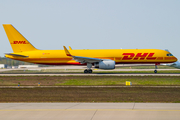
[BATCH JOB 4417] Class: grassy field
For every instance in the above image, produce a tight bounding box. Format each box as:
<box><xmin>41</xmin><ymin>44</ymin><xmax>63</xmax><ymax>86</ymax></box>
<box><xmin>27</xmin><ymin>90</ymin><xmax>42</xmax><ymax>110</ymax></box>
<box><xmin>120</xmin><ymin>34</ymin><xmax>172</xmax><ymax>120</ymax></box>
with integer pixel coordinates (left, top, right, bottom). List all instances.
<box><xmin>0</xmin><ymin>87</ymin><xmax>180</xmax><ymax>102</ymax></box>
<box><xmin>0</xmin><ymin>76</ymin><xmax>180</xmax><ymax>86</ymax></box>
<box><xmin>1</xmin><ymin>75</ymin><xmax>180</xmax><ymax>103</ymax></box>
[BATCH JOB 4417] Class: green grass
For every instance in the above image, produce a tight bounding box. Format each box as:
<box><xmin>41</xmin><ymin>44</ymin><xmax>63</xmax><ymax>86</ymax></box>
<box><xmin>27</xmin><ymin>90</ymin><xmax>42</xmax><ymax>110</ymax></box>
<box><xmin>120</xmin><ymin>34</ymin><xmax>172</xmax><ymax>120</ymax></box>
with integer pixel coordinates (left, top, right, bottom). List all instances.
<box><xmin>56</xmin><ymin>79</ymin><xmax>118</xmax><ymax>86</ymax></box>
<box><xmin>58</xmin><ymin>77</ymin><xmax>180</xmax><ymax>86</ymax></box>
<box><xmin>0</xmin><ymin>75</ymin><xmax>180</xmax><ymax>86</ymax></box>
<box><xmin>0</xmin><ymin>76</ymin><xmax>179</xmax><ymax>86</ymax></box>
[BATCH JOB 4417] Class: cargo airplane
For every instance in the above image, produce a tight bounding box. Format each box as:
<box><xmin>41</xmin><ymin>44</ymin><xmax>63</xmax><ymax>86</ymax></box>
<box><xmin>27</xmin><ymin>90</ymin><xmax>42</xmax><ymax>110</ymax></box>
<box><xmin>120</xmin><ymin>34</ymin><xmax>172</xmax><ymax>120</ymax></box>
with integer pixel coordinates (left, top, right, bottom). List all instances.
<box><xmin>3</xmin><ymin>24</ymin><xmax>178</xmax><ymax>73</ymax></box>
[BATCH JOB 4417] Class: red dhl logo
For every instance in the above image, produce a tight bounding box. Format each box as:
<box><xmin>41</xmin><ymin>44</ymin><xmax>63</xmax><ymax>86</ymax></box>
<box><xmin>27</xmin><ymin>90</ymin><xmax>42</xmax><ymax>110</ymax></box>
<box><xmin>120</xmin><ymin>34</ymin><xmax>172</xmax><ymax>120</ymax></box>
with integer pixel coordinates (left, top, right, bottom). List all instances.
<box><xmin>11</xmin><ymin>41</ymin><xmax>29</xmax><ymax>44</ymax></box>
<box><xmin>122</xmin><ymin>53</ymin><xmax>156</xmax><ymax>60</ymax></box>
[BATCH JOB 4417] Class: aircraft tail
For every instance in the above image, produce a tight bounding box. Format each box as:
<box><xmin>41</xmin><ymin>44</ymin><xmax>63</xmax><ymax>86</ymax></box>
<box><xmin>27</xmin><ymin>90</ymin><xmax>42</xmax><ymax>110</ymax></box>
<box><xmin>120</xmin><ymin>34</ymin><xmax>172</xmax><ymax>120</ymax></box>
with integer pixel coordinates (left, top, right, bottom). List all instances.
<box><xmin>3</xmin><ymin>24</ymin><xmax>38</xmax><ymax>53</ymax></box>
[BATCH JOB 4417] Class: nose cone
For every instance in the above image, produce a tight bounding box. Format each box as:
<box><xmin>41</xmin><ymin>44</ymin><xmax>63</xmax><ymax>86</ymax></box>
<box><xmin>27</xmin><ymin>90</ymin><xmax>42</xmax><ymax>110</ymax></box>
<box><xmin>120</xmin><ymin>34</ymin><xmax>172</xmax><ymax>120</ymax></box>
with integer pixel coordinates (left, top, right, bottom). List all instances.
<box><xmin>173</xmin><ymin>56</ymin><xmax>178</xmax><ymax>62</ymax></box>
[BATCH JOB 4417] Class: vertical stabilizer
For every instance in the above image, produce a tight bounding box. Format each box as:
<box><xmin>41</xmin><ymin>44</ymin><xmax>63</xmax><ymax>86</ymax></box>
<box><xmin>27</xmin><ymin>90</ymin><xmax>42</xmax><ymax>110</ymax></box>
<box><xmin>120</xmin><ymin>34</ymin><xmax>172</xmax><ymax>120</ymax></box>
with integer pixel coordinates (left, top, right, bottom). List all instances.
<box><xmin>3</xmin><ymin>24</ymin><xmax>37</xmax><ymax>53</ymax></box>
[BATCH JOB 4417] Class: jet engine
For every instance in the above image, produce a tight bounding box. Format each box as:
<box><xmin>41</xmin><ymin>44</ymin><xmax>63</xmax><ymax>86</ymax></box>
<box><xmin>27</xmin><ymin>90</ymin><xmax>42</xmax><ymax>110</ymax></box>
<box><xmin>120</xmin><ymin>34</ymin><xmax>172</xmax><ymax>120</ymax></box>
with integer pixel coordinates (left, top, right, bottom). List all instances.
<box><xmin>94</xmin><ymin>60</ymin><xmax>115</xmax><ymax>69</ymax></box>
<box><xmin>162</xmin><ymin>61</ymin><xmax>180</xmax><ymax>69</ymax></box>
<box><xmin>168</xmin><ymin>61</ymin><xmax>180</xmax><ymax>68</ymax></box>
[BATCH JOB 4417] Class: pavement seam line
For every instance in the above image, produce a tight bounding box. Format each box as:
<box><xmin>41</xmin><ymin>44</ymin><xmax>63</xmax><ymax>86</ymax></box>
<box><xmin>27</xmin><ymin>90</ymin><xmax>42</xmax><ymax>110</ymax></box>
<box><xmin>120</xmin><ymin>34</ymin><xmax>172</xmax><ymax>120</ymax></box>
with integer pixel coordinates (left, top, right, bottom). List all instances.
<box><xmin>65</xmin><ymin>103</ymin><xmax>81</xmax><ymax>110</ymax></box>
<box><xmin>91</xmin><ymin>109</ymin><xmax>97</xmax><ymax>120</ymax></box>
<box><xmin>132</xmin><ymin>103</ymin><xmax>135</xmax><ymax>110</ymax></box>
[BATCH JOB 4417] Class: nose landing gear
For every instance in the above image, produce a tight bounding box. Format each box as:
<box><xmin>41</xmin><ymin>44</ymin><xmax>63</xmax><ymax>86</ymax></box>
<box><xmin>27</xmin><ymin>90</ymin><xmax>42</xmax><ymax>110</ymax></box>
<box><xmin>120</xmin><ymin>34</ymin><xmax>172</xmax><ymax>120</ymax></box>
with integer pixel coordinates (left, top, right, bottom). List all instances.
<box><xmin>154</xmin><ymin>63</ymin><xmax>159</xmax><ymax>73</ymax></box>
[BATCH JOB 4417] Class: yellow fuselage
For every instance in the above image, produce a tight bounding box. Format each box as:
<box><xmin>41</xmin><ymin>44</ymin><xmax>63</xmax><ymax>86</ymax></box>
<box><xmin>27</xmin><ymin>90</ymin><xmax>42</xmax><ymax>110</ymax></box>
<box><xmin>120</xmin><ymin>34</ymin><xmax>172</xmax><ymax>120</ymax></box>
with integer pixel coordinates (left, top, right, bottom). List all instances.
<box><xmin>5</xmin><ymin>49</ymin><xmax>177</xmax><ymax>65</ymax></box>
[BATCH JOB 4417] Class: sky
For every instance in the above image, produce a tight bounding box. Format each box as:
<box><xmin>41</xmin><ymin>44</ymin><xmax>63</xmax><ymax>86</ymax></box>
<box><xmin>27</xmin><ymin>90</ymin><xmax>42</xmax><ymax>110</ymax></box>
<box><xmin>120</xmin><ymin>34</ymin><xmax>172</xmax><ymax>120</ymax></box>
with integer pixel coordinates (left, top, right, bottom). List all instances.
<box><xmin>0</xmin><ymin>0</ymin><xmax>180</xmax><ymax>59</ymax></box>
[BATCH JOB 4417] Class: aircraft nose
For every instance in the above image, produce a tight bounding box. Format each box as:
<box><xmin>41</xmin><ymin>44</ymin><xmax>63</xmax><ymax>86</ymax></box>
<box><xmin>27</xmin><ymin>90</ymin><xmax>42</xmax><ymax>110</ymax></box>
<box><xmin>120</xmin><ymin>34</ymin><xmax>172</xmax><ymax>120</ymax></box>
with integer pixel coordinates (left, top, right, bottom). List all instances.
<box><xmin>174</xmin><ymin>56</ymin><xmax>178</xmax><ymax>62</ymax></box>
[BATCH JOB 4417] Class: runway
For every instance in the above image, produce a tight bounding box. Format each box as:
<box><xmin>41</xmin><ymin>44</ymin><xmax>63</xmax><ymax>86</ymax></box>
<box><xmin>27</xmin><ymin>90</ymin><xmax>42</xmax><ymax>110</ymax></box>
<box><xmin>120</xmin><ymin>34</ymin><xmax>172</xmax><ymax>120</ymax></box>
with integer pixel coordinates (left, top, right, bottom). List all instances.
<box><xmin>0</xmin><ymin>103</ymin><xmax>180</xmax><ymax>120</ymax></box>
<box><xmin>0</xmin><ymin>73</ymin><xmax>180</xmax><ymax>76</ymax></box>
<box><xmin>1</xmin><ymin>66</ymin><xmax>180</xmax><ymax>76</ymax></box>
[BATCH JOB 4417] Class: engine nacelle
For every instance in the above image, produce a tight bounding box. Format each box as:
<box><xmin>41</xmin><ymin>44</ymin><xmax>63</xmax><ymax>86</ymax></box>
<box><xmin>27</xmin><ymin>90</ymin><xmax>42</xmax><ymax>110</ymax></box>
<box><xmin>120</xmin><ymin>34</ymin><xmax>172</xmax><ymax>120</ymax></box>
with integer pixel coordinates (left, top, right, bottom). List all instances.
<box><xmin>94</xmin><ymin>60</ymin><xmax>115</xmax><ymax>69</ymax></box>
<box><xmin>170</xmin><ymin>61</ymin><xmax>180</xmax><ymax>69</ymax></box>
<box><xmin>162</xmin><ymin>61</ymin><xmax>180</xmax><ymax>69</ymax></box>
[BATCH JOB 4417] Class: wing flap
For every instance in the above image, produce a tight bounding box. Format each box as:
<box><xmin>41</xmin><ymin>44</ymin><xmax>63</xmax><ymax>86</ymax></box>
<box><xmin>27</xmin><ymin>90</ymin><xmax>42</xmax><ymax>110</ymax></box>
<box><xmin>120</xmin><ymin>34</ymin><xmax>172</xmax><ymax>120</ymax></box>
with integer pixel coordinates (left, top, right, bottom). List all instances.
<box><xmin>73</xmin><ymin>56</ymin><xmax>102</xmax><ymax>63</ymax></box>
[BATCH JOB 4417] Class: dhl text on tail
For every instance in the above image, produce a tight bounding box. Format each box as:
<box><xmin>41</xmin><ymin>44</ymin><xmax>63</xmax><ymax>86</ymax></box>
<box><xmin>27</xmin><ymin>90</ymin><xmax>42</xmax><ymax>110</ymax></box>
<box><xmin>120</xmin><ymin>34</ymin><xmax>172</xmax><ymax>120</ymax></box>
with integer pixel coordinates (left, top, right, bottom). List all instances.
<box><xmin>3</xmin><ymin>24</ymin><xmax>177</xmax><ymax>73</ymax></box>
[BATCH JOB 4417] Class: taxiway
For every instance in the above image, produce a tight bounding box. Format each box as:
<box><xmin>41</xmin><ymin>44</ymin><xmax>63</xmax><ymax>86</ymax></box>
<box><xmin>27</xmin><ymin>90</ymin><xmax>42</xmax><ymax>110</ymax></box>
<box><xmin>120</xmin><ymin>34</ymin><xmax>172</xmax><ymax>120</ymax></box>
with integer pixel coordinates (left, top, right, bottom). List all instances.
<box><xmin>0</xmin><ymin>103</ymin><xmax>180</xmax><ymax>120</ymax></box>
<box><xmin>0</xmin><ymin>73</ymin><xmax>180</xmax><ymax>76</ymax></box>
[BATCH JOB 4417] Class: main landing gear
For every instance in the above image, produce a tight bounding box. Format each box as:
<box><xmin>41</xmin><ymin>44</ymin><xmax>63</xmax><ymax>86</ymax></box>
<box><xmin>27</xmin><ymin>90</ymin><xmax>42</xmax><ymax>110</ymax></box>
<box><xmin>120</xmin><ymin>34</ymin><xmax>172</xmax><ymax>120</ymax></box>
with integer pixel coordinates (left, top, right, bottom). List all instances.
<box><xmin>84</xmin><ymin>69</ymin><xmax>92</xmax><ymax>73</ymax></box>
<box><xmin>84</xmin><ymin>63</ymin><xmax>93</xmax><ymax>73</ymax></box>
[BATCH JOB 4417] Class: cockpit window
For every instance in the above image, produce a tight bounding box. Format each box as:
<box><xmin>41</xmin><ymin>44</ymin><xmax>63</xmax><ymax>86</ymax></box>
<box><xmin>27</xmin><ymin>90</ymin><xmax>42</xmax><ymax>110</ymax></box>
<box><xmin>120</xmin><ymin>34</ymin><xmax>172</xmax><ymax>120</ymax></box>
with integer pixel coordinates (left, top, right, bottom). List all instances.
<box><xmin>167</xmin><ymin>53</ymin><xmax>173</xmax><ymax>56</ymax></box>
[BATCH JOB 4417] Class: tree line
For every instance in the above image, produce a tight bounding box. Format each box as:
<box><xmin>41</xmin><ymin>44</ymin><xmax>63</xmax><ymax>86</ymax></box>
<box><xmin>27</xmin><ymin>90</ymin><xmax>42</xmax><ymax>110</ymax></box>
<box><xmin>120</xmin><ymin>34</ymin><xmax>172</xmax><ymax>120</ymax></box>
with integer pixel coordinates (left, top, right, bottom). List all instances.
<box><xmin>0</xmin><ymin>57</ymin><xmax>34</xmax><ymax>66</ymax></box>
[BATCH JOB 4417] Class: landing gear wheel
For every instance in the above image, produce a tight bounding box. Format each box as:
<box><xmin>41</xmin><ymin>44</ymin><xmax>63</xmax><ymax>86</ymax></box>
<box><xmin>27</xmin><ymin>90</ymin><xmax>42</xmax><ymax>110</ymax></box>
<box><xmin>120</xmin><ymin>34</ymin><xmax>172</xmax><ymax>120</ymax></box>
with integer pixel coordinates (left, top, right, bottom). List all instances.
<box><xmin>154</xmin><ymin>70</ymin><xmax>157</xmax><ymax>73</ymax></box>
<box><xmin>84</xmin><ymin>69</ymin><xmax>88</xmax><ymax>73</ymax></box>
<box><xmin>84</xmin><ymin>69</ymin><xmax>93</xmax><ymax>73</ymax></box>
<box><xmin>88</xmin><ymin>69</ymin><xmax>92</xmax><ymax>73</ymax></box>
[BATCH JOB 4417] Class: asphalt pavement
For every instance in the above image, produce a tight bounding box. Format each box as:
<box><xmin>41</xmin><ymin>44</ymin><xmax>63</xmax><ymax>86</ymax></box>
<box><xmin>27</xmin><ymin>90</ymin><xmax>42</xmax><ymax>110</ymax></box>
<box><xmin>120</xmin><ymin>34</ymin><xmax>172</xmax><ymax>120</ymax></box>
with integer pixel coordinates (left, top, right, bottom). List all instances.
<box><xmin>0</xmin><ymin>103</ymin><xmax>180</xmax><ymax>120</ymax></box>
<box><xmin>0</xmin><ymin>73</ymin><xmax>180</xmax><ymax>76</ymax></box>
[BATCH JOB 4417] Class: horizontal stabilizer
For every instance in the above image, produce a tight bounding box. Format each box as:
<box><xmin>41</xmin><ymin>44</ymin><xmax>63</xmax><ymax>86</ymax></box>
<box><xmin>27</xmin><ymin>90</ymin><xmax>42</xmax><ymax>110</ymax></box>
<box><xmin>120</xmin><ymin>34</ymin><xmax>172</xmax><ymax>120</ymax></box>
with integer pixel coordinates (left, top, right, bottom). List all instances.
<box><xmin>5</xmin><ymin>53</ymin><xmax>28</xmax><ymax>58</ymax></box>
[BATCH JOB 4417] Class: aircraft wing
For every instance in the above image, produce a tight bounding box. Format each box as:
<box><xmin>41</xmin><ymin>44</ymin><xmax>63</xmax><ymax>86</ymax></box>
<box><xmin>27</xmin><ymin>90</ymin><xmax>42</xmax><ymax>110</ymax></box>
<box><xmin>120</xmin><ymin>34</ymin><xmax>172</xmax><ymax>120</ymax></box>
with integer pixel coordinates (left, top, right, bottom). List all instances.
<box><xmin>63</xmin><ymin>46</ymin><xmax>102</xmax><ymax>63</ymax></box>
<box><xmin>71</xmin><ymin>56</ymin><xmax>102</xmax><ymax>63</ymax></box>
